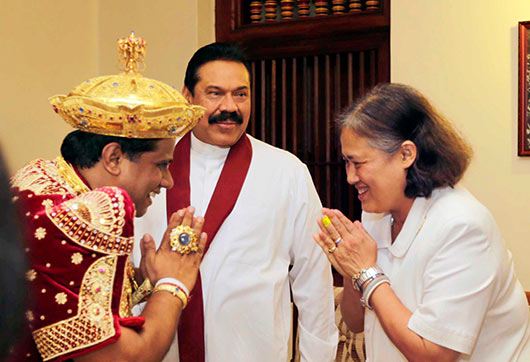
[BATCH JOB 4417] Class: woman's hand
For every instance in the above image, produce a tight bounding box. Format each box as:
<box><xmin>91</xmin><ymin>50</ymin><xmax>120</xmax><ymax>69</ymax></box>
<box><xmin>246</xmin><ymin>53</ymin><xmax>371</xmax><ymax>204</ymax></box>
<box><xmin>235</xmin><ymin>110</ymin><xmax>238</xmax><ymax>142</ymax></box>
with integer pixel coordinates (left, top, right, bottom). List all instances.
<box><xmin>139</xmin><ymin>206</ymin><xmax>207</xmax><ymax>292</ymax></box>
<box><xmin>313</xmin><ymin>208</ymin><xmax>378</xmax><ymax>279</ymax></box>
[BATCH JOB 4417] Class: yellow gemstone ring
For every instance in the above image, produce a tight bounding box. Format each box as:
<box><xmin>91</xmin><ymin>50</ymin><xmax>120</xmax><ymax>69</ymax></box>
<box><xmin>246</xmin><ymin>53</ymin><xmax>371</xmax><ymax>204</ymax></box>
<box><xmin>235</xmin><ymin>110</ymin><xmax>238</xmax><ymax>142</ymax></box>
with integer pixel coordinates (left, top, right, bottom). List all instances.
<box><xmin>322</xmin><ymin>215</ymin><xmax>331</xmax><ymax>227</ymax></box>
<box><xmin>169</xmin><ymin>225</ymin><xmax>199</xmax><ymax>254</ymax></box>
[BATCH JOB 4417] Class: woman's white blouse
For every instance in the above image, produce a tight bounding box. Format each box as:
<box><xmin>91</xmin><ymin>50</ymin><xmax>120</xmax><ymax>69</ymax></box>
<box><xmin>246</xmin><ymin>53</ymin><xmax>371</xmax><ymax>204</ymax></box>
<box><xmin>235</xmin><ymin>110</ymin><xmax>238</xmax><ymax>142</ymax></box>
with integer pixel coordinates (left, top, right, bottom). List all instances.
<box><xmin>362</xmin><ymin>187</ymin><xmax>530</xmax><ymax>361</ymax></box>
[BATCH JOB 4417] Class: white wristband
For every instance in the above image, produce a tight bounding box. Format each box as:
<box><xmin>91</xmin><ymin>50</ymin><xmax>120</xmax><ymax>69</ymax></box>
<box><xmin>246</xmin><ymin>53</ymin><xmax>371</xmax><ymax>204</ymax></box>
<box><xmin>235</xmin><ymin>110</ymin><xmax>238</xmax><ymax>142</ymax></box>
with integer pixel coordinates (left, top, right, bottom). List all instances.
<box><xmin>155</xmin><ymin>277</ymin><xmax>190</xmax><ymax>297</ymax></box>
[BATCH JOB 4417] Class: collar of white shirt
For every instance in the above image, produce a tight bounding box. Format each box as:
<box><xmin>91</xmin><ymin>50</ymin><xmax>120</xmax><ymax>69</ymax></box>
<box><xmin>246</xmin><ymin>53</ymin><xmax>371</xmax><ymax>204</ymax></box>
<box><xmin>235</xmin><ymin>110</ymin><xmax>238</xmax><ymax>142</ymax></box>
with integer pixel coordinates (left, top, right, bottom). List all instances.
<box><xmin>190</xmin><ymin>131</ymin><xmax>230</xmax><ymax>159</ymax></box>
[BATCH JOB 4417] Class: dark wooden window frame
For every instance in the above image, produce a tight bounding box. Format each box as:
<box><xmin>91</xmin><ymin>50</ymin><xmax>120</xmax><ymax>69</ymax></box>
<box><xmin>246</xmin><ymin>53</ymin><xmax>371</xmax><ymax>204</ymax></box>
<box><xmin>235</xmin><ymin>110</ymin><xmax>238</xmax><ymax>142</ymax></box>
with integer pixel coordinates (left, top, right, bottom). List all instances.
<box><xmin>217</xmin><ymin>1</ymin><xmax>389</xmax><ymax>64</ymax></box>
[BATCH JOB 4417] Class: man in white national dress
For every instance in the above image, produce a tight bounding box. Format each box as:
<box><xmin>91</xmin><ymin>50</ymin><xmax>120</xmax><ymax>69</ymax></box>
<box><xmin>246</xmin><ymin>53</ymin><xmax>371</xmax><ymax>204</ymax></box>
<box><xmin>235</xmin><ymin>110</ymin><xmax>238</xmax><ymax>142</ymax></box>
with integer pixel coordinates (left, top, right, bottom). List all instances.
<box><xmin>133</xmin><ymin>43</ymin><xmax>338</xmax><ymax>362</ymax></box>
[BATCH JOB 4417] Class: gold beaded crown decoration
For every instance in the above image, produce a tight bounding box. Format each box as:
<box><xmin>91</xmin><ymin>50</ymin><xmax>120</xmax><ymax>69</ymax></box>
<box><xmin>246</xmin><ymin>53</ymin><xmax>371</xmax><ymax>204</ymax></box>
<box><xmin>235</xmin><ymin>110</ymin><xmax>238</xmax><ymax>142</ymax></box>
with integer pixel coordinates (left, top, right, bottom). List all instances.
<box><xmin>49</xmin><ymin>31</ymin><xmax>205</xmax><ymax>138</ymax></box>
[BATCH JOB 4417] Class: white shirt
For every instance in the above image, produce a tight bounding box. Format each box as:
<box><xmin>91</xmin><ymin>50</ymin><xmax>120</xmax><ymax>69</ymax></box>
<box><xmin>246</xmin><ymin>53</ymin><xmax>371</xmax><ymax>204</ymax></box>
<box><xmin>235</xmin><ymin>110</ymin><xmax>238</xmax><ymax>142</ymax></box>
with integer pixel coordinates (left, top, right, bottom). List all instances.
<box><xmin>362</xmin><ymin>187</ymin><xmax>530</xmax><ymax>362</ymax></box>
<box><xmin>133</xmin><ymin>133</ymin><xmax>338</xmax><ymax>362</ymax></box>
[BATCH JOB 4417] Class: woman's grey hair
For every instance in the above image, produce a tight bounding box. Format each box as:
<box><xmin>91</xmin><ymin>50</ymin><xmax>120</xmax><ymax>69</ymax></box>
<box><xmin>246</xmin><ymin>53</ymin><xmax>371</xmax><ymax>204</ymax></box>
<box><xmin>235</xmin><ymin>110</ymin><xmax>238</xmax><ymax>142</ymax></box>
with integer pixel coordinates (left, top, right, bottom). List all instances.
<box><xmin>337</xmin><ymin>83</ymin><xmax>473</xmax><ymax>198</ymax></box>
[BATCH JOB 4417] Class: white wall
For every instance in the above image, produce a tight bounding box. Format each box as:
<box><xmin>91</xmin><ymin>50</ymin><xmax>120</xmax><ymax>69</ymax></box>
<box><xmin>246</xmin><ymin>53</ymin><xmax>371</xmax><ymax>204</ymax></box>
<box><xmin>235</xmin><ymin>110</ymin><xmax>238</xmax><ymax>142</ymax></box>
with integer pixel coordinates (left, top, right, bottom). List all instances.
<box><xmin>0</xmin><ymin>0</ymin><xmax>215</xmax><ymax>172</ymax></box>
<box><xmin>98</xmin><ymin>1</ymin><xmax>200</xmax><ymax>90</ymax></box>
<box><xmin>0</xmin><ymin>1</ymin><xmax>98</xmax><ymax>171</ymax></box>
<box><xmin>198</xmin><ymin>0</ymin><xmax>216</xmax><ymax>47</ymax></box>
<box><xmin>392</xmin><ymin>0</ymin><xmax>530</xmax><ymax>288</ymax></box>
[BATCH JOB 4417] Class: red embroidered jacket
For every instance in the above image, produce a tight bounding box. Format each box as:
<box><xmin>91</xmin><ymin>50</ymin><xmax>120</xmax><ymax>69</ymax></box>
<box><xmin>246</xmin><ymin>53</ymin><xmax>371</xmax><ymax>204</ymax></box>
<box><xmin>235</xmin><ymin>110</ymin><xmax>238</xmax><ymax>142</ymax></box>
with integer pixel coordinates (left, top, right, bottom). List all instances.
<box><xmin>9</xmin><ymin>157</ymin><xmax>144</xmax><ymax>361</ymax></box>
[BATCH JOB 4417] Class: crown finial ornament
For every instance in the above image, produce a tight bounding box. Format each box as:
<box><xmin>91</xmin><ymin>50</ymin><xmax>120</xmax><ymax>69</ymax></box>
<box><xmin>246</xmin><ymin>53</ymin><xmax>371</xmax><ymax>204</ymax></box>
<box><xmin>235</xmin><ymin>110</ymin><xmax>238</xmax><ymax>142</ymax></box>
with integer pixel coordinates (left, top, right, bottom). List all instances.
<box><xmin>117</xmin><ymin>31</ymin><xmax>146</xmax><ymax>74</ymax></box>
<box><xmin>49</xmin><ymin>31</ymin><xmax>204</xmax><ymax>139</ymax></box>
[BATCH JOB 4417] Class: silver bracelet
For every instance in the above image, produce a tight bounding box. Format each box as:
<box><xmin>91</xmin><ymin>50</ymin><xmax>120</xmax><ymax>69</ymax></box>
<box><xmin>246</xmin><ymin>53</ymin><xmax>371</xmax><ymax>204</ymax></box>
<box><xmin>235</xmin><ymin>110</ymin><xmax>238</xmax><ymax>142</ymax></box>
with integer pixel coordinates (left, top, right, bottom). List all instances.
<box><xmin>353</xmin><ymin>265</ymin><xmax>384</xmax><ymax>293</ymax></box>
<box><xmin>155</xmin><ymin>277</ymin><xmax>190</xmax><ymax>297</ymax></box>
<box><xmin>360</xmin><ymin>274</ymin><xmax>390</xmax><ymax>310</ymax></box>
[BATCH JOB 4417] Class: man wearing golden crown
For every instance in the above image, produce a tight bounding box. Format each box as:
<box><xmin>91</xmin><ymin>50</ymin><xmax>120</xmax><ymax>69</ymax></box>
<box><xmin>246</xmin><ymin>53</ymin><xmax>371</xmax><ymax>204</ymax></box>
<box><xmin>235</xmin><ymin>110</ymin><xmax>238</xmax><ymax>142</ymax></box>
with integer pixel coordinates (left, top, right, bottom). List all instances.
<box><xmin>8</xmin><ymin>32</ymin><xmax>207</xmax><ymax>361</ymax></box>
<box><xmin>134</xmin><ymin>43</ymin><xmax>338</xmax><ymax>362</ymax></box>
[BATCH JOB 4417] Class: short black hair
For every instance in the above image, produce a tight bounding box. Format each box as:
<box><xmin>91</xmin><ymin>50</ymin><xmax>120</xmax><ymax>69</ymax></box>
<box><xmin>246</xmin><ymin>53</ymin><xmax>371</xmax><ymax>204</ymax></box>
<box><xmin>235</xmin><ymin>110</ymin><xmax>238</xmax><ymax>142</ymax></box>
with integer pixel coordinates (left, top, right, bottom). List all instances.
<box><xmin>60</xmin><ymin>130</ymin><xmax>160</xmax><ymax>168</ymax></box>
<box><xmin>184</xmin><ymin>42</ymin><xmax>251</xmax><ymax>96</ymax></box>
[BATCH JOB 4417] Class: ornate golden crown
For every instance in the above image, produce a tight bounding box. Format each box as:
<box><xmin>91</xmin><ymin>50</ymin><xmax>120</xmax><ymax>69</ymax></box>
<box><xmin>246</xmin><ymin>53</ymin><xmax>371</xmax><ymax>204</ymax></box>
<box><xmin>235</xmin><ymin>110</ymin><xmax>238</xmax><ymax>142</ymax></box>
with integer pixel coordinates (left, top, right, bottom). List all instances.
<box><xmin>49</xmin><ymin>31</ymin><xmax>204</xmax><ymax>139</ymax></box>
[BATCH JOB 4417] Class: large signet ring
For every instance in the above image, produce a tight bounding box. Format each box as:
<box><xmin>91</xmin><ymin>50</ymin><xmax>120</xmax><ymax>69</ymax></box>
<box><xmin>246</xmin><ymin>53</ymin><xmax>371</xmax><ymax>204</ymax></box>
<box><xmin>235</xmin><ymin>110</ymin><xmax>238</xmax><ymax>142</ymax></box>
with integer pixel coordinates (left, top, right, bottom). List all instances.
<box><xmin>169</xmin><ymin>225</ymin><xmax>199</xmax><ymax>254</ymax></box>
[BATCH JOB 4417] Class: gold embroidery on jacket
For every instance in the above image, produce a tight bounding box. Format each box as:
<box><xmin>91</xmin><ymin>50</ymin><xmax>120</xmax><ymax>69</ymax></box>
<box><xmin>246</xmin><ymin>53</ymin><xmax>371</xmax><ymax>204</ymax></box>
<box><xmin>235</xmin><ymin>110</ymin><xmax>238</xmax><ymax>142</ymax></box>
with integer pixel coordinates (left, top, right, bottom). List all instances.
<box><xmin>71</xmin><ymin>252</ymin><xmax>83</xmax><ymax>265</ymax></box>
<box><xmin>34</xmin><ymin>227</ymin><xmax>47</xmax><ymax>240</ymax></box>
<box><xmin>55</xmin><ymin>156</ymin><xmax>91</xmax><ymax>194</ymax></box>
<box><xmin>45</xmin><ymin>190</ymin><xmax>133</xmax><ymax>255</ymax></box>
<box><xmin>10</xmin><ymin>158</ymin><xmax>87</xmax><ymax>196</ymax></box>
<box><xmin>119</xmin><ymin>259</ymin><xmax>134</xmax><ymax>318</ymax></box>
<box><xmin>32</xmin><ymin>256</ymin><xmax>118</xmax><ymax>361</ymax></box>
<box><xmin>26</xmin><ymin>269</ymin><xmax>37</xmax><ymax>281</ymax></box>
<box><xmin>55</xmin><ymin>292</ymin><xmax>67</xmax><ymax>305</ymax></box>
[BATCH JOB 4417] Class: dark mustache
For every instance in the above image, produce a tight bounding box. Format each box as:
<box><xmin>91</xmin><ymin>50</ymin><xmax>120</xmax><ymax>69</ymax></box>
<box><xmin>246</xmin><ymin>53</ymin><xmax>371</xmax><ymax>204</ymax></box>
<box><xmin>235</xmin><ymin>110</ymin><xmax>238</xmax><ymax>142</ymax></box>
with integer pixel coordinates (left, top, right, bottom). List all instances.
<box><xmin>208</xmin><ymin>111</ymin><xmax>243</xmax><ymax>125</ymax></box>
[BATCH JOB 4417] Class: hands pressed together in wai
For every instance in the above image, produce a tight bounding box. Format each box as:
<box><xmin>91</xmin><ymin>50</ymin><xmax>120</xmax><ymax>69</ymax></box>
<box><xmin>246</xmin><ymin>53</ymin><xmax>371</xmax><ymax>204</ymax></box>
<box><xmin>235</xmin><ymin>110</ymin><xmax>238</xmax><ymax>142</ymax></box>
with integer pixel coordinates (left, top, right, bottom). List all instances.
<box><xmin>313</xmin><ymin>208</ymin><xmax>378</xmax><ymax>279</ymax></box>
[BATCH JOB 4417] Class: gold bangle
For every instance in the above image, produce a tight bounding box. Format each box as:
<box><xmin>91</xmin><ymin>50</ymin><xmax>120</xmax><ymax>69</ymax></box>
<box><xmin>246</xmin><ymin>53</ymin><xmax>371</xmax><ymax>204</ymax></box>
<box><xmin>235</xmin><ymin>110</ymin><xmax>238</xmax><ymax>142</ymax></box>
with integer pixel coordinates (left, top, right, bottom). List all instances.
<box><xmin>152</xmin><ymin>283</ymin><xmax>188</xmax><ymax>309</ymax></box>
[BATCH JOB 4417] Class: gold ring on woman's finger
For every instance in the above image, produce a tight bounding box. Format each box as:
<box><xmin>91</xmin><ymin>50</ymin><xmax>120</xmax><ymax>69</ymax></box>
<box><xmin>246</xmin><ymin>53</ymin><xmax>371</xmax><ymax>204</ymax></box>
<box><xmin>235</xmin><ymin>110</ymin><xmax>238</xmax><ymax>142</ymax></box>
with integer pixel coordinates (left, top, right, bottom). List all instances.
<box><xmin>328</xmin><ymin>245</ymin><xmax>337</xmax><ymax>254</ymax></box>
<box><xmin>170</xmin><ymin>225</ymin><xmax>199</xmax><ymax>254</ymax></box>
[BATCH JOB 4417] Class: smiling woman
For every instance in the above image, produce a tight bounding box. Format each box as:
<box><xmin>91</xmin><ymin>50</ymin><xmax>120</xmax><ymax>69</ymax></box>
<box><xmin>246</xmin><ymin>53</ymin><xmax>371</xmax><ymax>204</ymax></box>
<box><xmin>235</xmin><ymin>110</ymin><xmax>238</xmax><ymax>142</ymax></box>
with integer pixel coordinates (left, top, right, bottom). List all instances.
<box><xmin>340</xmin><ymin>128</ymin><xmax>410</xmax><ymax>217</ymax></box>
<box><xmin>314</xmin><ymin>83</ymin><xmax>530</xmax><ymax>361</ymax></box>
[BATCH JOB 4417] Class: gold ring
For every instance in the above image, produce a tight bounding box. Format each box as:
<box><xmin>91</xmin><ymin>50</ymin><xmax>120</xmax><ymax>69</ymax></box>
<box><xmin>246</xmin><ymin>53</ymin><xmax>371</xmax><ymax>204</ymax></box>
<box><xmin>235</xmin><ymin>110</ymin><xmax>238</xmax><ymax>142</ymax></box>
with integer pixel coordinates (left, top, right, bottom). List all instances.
<box><xmin>328</xmin><ymin>245</ymin><xmax>337</xmax><ymax>254</ymax></box>
<box><xmin>322</xmin><ymin>215</ymin><xmax>331</xmax><ymax>227</ymax></box>
<box><xmin>170</xmin><ymin>225</ymin><xmax>198</xmax><ymax>254</ymax></box>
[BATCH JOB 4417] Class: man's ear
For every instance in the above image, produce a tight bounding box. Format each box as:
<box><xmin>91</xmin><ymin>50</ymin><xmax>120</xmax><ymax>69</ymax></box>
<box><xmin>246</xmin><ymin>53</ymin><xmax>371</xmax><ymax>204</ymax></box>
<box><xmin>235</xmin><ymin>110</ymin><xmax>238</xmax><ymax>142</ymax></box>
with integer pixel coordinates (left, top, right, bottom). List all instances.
<box><xmin>400</xmin><ymin>140</ymin><xmax>417</xmax><ymax>168</ymax></box>
<box><xmin>182</xmin><ymin>86</ymin><xmax>192</xmax><ymax>103</ymax></box>
<box><xmin>100</xmin><ymin>143</ymin><xmax>124</xmax><ymax>176</ymax></box>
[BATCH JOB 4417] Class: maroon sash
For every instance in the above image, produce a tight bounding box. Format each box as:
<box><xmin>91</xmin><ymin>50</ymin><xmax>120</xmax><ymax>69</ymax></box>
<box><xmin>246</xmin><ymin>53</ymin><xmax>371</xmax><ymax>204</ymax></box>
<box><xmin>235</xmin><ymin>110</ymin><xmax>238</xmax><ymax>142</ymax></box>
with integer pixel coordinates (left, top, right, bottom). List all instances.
<box><xmin>166</xmin><ymin>131</ymin><xmax>252</xmax><ymax>362</ymax></box>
